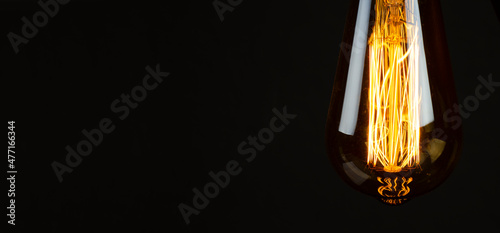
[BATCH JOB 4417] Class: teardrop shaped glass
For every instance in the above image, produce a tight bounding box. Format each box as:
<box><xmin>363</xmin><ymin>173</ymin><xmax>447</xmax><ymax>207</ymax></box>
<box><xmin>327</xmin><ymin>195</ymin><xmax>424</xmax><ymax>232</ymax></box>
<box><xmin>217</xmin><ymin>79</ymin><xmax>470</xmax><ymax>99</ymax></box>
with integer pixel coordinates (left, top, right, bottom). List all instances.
<box><xmin>326</xmin><ymin>0</ymin><xmax>462</xmax><ymax>205</ymax></box>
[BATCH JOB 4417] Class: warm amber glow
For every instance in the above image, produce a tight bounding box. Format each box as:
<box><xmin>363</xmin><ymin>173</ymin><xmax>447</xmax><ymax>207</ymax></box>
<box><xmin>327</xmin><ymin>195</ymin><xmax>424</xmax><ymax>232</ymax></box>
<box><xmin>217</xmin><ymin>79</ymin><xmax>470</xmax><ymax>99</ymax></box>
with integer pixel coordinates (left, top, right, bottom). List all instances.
<box><xmin>377</xmin><ymin>176</ymin><xmax>413</xmax><ymax>197</ymax></box>
<box><xmin>367</xmin><ymin>0</ymin><xmax>421</xmax><ymax>172</ymax></box>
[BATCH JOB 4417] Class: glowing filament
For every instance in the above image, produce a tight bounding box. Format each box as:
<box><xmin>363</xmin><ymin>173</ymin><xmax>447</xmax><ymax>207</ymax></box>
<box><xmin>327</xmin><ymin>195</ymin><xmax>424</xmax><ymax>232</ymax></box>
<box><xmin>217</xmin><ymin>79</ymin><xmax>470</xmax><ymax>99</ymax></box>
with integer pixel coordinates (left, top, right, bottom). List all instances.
<box><xmin>377</xmin><ymin>177</ymin><xmax>413</xmax><ymax>197</ymax></box>
<box><xmin>367</xmin><ymin>0</ymin><xmax>421</xmax><ymax>172</ymax></box>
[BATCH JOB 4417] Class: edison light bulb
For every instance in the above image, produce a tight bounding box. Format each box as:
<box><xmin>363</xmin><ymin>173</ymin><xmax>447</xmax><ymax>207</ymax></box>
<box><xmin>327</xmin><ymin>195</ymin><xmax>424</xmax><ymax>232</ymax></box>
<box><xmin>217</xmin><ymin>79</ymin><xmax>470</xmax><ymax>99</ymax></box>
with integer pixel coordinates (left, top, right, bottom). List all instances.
<box><xmin>326</xmin><ymin>0</ymin><xmax>461</xmax><ymax>205</ymax></box>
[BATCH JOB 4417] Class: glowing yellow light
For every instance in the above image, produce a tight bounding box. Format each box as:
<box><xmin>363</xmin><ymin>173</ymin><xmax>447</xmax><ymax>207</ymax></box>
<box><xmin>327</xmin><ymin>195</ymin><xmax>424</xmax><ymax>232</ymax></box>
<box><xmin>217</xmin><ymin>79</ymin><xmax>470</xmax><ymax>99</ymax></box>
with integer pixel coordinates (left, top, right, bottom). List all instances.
<box><xmin>377</xmin><ymin>176</ymin><xmax>413</xmax><ymax>198</ymax></box>
<box><xmin>367</xmin><ymin>0</ymin><xmax>421</xmax><ymax>172</ymax></box>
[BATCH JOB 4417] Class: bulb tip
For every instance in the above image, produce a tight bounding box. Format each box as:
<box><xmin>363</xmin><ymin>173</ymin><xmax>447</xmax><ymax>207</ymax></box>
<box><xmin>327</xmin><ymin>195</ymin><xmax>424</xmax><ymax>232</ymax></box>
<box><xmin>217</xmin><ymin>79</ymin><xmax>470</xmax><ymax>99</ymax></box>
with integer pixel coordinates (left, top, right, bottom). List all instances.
<box><xmin>379</xmin><ymin>197</ymin><xmax>410</xmax><ymax>206</ymax></box>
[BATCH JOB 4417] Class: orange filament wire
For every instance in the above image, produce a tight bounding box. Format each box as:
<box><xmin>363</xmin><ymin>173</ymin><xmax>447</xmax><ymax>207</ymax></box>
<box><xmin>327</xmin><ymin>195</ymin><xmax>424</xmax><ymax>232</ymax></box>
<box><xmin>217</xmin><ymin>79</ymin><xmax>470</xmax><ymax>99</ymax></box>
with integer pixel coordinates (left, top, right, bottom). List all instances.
<box><xmin>367</xmin><ymin>0</ymin><xmax>421</xmax><ymax>172</ymax></box>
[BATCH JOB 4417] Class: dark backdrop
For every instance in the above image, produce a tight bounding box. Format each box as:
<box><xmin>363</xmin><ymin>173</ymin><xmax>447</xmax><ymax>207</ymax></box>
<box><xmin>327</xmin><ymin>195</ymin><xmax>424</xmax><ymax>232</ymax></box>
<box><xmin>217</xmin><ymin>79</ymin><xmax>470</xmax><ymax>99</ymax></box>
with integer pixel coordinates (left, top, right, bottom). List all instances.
<box><xmin>3</xmin><ymin>0</ymin><xmax>499</xmax><ymax>232</ymax></box>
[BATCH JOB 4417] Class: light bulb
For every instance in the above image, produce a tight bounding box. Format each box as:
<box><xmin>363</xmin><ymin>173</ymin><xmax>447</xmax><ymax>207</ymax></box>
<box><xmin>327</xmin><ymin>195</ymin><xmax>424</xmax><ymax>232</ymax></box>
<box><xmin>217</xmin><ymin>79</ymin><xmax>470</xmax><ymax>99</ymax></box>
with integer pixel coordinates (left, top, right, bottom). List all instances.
<box><xmin>326</xmin><ymin>0</ymin><xmax>461</xmax><ymax>205</ymax></box>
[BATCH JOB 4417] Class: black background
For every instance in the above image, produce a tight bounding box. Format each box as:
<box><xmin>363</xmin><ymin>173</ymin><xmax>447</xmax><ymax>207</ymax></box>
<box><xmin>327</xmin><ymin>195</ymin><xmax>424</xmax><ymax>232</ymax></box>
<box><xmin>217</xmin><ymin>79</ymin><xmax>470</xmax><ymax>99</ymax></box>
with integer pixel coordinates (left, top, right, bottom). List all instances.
<box><xmin>3</xmin><ymin>0</ymin><xmax>500</xmax><ymax>232</ymax></box>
